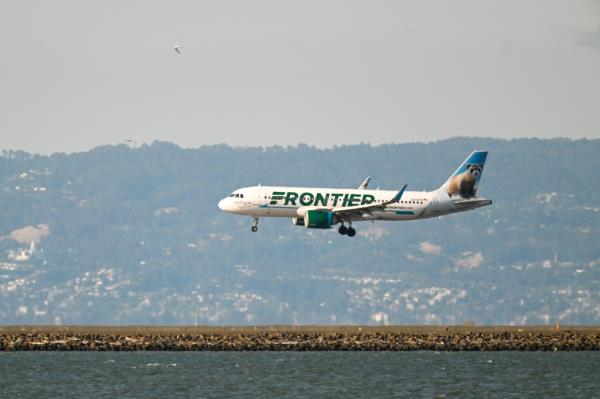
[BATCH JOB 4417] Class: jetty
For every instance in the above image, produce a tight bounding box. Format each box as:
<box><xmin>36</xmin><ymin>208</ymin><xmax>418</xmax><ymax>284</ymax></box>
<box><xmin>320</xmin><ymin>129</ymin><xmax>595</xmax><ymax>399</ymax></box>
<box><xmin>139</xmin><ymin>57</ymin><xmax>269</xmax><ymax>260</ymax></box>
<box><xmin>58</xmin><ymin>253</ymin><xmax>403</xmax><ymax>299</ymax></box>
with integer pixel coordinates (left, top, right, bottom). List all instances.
<box><xmin>1</xmin><ymin>325</ymin><xmax>598</xmax><ymax>351</ymax></box>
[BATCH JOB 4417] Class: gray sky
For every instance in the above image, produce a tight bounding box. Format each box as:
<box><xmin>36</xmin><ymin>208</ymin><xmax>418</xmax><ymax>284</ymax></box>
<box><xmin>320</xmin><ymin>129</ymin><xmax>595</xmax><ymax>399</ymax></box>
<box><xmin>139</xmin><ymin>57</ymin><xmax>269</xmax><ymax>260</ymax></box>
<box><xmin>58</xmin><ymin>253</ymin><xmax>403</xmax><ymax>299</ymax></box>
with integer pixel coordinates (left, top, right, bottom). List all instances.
<box><xmin>1</xmin><ymin>0</ymin><xmax>599</xmax><ymax>154</ymax></box>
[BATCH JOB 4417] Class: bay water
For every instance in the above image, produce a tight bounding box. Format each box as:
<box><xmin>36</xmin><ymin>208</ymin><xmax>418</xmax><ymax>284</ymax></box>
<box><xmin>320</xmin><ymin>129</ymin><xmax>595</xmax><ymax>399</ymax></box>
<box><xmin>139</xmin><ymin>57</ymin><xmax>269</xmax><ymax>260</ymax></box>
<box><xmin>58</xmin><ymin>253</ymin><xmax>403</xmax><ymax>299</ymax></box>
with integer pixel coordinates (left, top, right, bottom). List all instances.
<box><xmin>1</xmin><ymin>351</ymin><xmax>598</xmax><ymax>398</ymax></box>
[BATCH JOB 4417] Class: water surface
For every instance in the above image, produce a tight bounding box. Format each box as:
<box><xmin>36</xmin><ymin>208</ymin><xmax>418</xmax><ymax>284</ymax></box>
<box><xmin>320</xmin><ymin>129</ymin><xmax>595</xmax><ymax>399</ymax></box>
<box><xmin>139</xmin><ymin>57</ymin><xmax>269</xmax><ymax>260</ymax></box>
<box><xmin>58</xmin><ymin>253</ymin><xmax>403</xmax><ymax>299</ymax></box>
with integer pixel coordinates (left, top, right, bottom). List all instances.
<box><xmin>1</xmin><ymin>352</ymin><xmax>598</xmax><ymax>398</ymax></box>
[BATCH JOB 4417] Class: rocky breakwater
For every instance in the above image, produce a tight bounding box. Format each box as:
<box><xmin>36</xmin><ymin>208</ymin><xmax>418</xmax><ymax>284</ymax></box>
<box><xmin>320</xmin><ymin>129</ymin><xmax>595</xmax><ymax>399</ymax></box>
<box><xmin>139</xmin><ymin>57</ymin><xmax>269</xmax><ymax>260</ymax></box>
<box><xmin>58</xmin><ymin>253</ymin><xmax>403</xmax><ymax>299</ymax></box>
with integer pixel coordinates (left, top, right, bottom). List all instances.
<box><xmin>1</xmin><ymin>326</ymin><xmax>599</xmax><ymax>351</ymax></box>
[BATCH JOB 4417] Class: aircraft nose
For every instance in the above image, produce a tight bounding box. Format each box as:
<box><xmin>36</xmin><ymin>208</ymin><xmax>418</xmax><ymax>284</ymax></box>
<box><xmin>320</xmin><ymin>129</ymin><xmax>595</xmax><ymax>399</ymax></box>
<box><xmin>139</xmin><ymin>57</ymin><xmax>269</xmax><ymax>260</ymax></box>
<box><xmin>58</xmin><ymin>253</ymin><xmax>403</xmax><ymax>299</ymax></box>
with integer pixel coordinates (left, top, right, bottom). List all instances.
<box><xmin>218</xmin><ymin>198</ymin><xmax>234</xmax><ymax>212</ymax></box>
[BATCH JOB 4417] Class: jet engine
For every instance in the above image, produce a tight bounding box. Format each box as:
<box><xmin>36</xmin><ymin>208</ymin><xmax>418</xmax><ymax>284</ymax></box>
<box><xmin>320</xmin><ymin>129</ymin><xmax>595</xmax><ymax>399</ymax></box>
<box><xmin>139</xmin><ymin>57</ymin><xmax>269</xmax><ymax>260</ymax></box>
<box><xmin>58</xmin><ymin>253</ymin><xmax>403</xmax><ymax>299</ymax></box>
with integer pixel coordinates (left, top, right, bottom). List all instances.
<box><xmin>292</xmin><ymin>216</ymin><xmax>304</xmax><ymax>226</ymax></box>
<box><xmin>303</xmin><ymin>210</ymin><xmax>334</xmax><ymax>229</ymax></box>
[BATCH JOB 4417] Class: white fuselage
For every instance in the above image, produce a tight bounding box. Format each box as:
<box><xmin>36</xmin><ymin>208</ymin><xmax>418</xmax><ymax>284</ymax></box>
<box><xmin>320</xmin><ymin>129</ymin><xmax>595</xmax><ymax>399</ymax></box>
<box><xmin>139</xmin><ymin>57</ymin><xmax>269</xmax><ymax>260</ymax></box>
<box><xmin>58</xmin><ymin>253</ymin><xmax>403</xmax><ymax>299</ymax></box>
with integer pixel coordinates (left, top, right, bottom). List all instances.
<box><xmin>218</xmin><ymin>185</ymin><xmax>490</xmax><ymax>222</ymax></box>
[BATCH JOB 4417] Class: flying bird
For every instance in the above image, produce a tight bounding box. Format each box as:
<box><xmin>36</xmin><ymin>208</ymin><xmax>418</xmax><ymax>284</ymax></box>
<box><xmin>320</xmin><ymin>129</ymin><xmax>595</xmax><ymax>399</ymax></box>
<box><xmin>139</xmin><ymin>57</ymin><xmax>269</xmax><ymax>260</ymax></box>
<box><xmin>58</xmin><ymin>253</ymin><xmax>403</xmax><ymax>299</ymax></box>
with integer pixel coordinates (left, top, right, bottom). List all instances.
<box><xmin>174</xmin><ymin>45</ymin><xmax>182</xmax><ymax>54</ymax></box>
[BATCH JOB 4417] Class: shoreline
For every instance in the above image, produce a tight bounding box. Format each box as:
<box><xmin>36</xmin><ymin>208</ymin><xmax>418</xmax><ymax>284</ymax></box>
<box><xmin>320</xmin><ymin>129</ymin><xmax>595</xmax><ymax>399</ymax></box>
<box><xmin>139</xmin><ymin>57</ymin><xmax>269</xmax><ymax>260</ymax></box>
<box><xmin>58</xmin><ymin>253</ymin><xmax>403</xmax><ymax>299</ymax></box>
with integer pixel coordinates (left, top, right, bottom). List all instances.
<box><xmin>1</xmin><ymin>325</ymin><xmax>599</xmax><ymax>351</ymax></box>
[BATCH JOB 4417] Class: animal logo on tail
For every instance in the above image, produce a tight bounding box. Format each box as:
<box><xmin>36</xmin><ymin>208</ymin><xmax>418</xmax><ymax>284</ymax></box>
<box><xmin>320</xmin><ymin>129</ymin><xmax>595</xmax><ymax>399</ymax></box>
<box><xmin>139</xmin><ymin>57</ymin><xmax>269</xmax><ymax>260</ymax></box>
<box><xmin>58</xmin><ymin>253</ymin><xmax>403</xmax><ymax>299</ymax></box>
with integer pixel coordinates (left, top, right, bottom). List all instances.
<box><xmin>446</xmin><ymin>163</ymin><xmax>483</xmax><ymax>198</ymax></box>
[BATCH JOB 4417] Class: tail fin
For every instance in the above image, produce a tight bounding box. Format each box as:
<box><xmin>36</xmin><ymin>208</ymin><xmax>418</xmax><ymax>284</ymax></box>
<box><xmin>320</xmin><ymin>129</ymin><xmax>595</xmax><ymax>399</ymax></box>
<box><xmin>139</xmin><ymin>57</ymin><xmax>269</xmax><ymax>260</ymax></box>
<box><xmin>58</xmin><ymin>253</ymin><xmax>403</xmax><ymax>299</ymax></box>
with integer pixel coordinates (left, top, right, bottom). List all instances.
<box><xmin>439</xmin><ymin>151</ymin><xmax>488</xmax><ymax>198</ymax></box>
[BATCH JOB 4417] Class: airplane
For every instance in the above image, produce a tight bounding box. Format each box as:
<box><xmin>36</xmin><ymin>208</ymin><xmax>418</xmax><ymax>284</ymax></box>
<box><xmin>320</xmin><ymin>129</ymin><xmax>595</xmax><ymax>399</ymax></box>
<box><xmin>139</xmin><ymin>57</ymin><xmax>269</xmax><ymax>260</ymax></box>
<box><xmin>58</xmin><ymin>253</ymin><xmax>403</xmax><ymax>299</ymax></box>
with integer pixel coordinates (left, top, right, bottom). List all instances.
<box><xmin>218</xmin><ymin>151</ymin><xmax>491</xmax><ymax>237</ymax></box>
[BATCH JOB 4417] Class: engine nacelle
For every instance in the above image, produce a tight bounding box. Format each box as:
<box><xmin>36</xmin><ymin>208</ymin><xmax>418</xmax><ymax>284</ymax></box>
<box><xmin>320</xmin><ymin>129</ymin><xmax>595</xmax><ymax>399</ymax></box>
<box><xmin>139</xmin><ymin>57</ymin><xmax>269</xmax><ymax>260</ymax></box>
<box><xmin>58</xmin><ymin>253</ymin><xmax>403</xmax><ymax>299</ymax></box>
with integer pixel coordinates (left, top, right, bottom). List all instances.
<box><xmin>292</xmin><ymin>216</ymin><xmax>305</xmax><ymax>226</ymax></box>
<box><xmin>304</xmin><ymin>210</ymin><xmax>334</xmax><ymax>229</ymax></box>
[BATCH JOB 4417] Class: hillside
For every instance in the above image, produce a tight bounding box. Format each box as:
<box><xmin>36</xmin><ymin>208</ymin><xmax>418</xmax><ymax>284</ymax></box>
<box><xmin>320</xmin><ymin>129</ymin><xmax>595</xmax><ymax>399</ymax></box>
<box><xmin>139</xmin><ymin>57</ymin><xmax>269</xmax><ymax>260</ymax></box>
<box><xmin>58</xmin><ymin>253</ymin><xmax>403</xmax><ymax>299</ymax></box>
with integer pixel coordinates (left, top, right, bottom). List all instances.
<box><xmin>1</xmin><ymin>137</ymin><xmax>599</xmax><ymax>325</ymax></box>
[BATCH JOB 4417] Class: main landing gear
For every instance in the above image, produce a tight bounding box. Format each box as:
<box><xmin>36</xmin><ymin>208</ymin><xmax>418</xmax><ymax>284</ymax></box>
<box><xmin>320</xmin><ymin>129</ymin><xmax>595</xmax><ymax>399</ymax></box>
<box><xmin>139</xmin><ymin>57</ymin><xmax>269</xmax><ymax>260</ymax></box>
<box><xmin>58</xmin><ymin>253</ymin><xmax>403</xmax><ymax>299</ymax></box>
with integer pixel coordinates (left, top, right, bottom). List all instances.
<box><xmin>251</xmin><ymin>217</ymin><xmax>259</xmax><ymax>232</ymax></box>
<box><xmin>338</xmin><ymin>223</ymin><xmax>356</xmax><ymax>237</ymax></box>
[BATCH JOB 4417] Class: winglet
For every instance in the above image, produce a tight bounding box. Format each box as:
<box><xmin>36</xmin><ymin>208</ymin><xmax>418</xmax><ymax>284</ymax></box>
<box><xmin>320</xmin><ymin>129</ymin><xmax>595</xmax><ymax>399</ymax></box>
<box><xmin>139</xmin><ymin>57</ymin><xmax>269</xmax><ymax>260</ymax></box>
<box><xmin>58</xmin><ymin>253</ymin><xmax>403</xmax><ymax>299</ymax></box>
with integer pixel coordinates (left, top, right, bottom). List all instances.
<box><xmin>358</xmin><ymin>177</ymin><xmax>371</xmax><ymax>190</ymax></box>
<box><xmin>391</xmin><ymin>184</ymin><xmax>408</xmax><ymax>203</ymax></box>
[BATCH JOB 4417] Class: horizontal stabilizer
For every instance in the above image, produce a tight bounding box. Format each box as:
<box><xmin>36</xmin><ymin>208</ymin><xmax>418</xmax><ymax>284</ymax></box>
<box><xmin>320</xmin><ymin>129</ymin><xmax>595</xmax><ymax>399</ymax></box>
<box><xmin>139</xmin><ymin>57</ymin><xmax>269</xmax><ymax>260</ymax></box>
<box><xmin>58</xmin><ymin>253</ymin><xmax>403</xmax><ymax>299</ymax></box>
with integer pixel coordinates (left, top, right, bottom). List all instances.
<box><xmin>452</xmin><ymin>198</ymin><xmax>492</xmax><ymax>207</ymax></box>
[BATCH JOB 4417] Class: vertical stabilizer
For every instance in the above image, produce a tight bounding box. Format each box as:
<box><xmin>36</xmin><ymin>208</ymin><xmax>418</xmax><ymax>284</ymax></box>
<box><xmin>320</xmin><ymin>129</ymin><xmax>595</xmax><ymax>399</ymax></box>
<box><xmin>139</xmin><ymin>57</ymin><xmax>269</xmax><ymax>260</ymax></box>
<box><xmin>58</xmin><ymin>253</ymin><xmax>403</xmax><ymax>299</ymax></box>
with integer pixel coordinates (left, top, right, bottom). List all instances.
<box><xmin>439</xmin><ymin>151</ymin><xmax>488</xmax><ymax>198</ymax></box>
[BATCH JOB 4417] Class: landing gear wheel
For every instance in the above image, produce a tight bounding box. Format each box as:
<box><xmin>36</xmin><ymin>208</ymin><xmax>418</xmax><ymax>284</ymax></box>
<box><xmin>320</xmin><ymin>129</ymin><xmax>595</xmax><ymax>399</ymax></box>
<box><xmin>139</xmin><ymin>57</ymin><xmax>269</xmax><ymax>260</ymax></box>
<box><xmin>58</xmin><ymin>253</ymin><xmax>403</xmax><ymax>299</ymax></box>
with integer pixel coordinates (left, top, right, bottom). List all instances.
<box><xmin>338</xmin><ymin>225</ymin><xmax>348</xmax><ymax>235</ymax></box>
<box><xmin>251</xmin><ymin>217</ymin><xmax>259</xmax><ymax>232</ymax></box>
<box><xmin>347</xmin><ymin>227</ymin><xmax>356</xmax><ymax>237</ymax></box>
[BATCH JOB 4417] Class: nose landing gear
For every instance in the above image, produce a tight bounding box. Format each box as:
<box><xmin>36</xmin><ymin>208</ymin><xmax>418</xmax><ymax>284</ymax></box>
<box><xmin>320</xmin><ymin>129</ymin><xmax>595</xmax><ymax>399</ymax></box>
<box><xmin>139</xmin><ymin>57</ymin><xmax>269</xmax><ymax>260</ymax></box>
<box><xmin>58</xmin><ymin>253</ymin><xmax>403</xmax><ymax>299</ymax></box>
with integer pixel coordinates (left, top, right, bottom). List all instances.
<box><xmin>251</xmin><ymin>217</ymin><xmax>259</xmax><ymax>232</ymax></box>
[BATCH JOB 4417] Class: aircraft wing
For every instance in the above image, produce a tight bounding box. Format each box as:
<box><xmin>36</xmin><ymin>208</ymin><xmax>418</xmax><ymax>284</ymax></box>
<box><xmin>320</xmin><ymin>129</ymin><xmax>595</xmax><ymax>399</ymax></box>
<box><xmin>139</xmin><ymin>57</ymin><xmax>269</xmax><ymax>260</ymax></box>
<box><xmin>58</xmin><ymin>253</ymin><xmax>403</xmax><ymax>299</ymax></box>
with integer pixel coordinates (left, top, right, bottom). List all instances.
<box><xmin>332</xmin><ymin>184</ymin><xmax>407</xmax><ymax>220</ymax></box>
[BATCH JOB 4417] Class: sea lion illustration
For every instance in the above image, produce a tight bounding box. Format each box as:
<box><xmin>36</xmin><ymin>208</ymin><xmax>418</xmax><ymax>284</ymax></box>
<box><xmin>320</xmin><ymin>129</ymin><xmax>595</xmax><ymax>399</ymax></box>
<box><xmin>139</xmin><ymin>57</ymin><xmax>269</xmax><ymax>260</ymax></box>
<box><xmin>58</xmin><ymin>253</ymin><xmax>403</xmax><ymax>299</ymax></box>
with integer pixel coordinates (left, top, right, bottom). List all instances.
<box><xmin>447</xmin><ymin>163</ymin><xmax>482</xmax><ymax>197</ymax></box>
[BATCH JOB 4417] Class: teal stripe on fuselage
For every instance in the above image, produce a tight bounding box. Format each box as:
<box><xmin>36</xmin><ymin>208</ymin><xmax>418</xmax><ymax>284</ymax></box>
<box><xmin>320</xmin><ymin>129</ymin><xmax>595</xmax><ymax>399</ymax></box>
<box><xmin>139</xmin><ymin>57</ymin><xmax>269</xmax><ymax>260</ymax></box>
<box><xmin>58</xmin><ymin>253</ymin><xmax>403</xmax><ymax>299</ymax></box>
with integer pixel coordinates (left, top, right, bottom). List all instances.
<box><xmin>394</xmin><ymin>210</ymin><xmax>415</xmax><ymax>215</ymax></box>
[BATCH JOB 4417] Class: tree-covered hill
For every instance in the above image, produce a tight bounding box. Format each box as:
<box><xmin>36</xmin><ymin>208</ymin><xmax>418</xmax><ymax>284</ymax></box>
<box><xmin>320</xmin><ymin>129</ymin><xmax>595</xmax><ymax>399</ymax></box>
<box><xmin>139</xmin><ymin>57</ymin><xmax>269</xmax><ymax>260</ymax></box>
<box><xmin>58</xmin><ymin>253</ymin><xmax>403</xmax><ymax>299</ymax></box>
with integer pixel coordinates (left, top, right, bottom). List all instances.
<box><xmin>1</xmin><ymin>137</ymin><xmax>599</xmax><ymax>325</ymax></box>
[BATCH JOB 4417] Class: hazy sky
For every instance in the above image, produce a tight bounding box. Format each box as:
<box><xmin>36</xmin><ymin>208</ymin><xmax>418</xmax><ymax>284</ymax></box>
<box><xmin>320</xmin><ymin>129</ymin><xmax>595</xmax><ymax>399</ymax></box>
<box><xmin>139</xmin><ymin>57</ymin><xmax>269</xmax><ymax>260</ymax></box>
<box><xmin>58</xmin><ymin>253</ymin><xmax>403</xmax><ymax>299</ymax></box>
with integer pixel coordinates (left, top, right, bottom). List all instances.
<box><xmin>1</xmin><ymin>0</ymin><xmax>599</xmax><ymax>154</ymax></box>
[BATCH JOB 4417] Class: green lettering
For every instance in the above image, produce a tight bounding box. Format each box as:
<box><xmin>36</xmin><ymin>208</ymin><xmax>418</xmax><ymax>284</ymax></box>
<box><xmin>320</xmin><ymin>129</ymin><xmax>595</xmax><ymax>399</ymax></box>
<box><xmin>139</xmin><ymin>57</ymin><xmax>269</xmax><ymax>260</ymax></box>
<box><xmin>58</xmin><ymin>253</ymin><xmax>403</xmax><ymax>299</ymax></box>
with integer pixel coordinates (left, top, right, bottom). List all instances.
<box><xmin>270</xmin><ymin>191</ymin><xmax>285</xmax><ymax>205</ymax></box>
<box><xmin>348</xmin><ymin>193</ymin><xmax>361</xmax><ymax>206</ymax></box>
<box><xmin>361</xmin><ymin>194</ymin><xmax>375</xmax><ymax>205</ymax></box>
<box><xmin>331</xmin><ymin>193</ymin><xmax>343</xmax><ymax>206</ymax></box>
<box><xmin>284</xmin><ymin>192</ymin><xmax>298</xmax><ymax>205</ymax></box>
<box><xmin>342</xmin><ymin>194</ymin><xmax>350</xmax><ymax>207</ymax></box>
<box><xmin>284</xmin><ymin>191</ymin><xmax>298</xmax><ymax>205</ymax></box>
<box><xmin>314</xmin><ymin>192</ymin><xmax>329</xmax><ymax>206</ymax></box>
<box><xmin>299</xmin><ymin>192</ymin><xmax>314</xmax><ymax>206</ymax></box>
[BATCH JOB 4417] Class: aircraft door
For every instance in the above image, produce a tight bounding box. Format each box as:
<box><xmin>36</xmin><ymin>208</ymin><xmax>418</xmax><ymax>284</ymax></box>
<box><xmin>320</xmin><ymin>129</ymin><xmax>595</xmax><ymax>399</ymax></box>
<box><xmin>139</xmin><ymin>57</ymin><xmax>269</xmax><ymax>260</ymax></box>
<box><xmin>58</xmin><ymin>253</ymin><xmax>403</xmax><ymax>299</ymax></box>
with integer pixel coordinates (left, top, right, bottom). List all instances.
<box><xmin>430</xmin><ymin>196</ymin><xmax>441</xmax><ymax>216</ymax></box>
<box><xmin>252</xmin><ymin>191</ymin><xmax>262</xmax><ymax>206</ymax></box>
